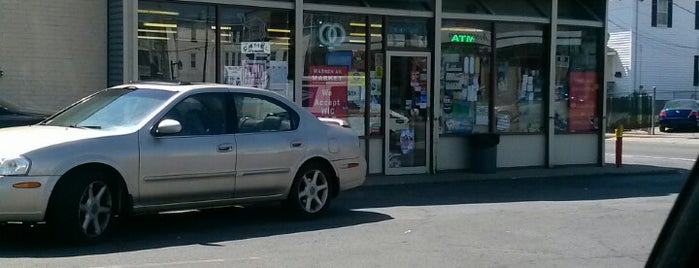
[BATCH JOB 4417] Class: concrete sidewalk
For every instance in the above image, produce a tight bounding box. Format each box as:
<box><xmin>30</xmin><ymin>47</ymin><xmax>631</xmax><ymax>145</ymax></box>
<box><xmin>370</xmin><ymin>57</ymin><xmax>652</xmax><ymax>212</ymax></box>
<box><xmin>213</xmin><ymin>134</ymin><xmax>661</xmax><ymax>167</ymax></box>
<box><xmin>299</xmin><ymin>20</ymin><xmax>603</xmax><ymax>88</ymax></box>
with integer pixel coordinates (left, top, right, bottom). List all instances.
<box><xmin>363</xmin><ymin>164</ymin><xmax>685</xmax><ymax>187</ymax></box>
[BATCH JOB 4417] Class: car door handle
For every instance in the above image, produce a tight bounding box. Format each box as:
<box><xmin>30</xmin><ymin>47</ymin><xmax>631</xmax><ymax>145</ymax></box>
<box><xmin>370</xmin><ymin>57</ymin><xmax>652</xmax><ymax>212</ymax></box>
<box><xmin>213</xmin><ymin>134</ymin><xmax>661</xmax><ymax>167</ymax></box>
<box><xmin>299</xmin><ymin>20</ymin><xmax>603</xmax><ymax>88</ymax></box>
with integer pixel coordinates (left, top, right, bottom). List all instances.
<box><xmin>291</xmin><ymin>141</ymin><xmax>303</xmax><ymax>148</ymax></box>
<box><xmin>218</xmin><ymin>143</ymin><xmax>234</xmax><ymax>152</ymax></box>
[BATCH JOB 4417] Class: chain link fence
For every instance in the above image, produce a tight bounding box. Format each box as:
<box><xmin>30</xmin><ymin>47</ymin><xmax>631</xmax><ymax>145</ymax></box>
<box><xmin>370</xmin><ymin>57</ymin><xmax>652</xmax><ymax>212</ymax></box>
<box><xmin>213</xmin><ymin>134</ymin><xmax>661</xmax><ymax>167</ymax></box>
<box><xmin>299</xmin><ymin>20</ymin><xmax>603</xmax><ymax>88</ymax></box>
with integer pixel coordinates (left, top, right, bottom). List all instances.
<box><xmin>606</xmin><ymin>90</ymin><xmax>698</xmax><ymax>131</ymax></box>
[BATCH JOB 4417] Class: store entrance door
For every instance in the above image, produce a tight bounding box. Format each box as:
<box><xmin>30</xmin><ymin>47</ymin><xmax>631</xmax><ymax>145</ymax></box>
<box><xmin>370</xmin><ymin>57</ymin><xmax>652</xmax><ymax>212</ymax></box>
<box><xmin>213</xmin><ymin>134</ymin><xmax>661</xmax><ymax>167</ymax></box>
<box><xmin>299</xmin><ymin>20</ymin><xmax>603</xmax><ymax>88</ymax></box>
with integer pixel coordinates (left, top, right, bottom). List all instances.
<box><xmin>385</xmin><ymin>52</ymin><xmax>431</xmax><ymax>175</ymax></box>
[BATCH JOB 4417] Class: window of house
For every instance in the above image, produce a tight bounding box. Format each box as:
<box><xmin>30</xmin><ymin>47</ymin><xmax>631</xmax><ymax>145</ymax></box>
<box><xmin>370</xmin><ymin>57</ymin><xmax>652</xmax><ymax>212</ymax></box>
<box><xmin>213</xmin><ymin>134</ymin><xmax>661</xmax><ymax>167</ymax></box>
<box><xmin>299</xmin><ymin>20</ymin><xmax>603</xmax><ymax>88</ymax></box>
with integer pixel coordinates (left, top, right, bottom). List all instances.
<box><xmin>190</xmin><ymin>53</ymin><xmax>196</xmax><ymax>69</ymax></box>
<box><xmin>653</xmin><ymin>0</ymin><xmax>673</xmax><ymax>27</ymax></box>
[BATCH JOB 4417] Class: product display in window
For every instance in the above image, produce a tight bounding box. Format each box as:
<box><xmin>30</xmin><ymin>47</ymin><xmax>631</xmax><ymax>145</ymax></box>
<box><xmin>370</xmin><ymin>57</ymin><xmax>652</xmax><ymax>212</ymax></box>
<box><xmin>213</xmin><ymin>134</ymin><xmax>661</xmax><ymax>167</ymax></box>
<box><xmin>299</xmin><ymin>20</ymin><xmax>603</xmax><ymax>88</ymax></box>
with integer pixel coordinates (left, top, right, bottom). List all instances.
<box><xmin>494</xmin><ymin>23</ymin><xmax>545</xmax><ymax>133</ymax></box>
<box><xmin>554</xmin><ymin>27</ymin><xmax>600</xmax><ymax>133</ymax></box>
<box><xmin>302</xmin><ymin>14</ymin><xmax>369</xmax><ymax>135</ymax></box>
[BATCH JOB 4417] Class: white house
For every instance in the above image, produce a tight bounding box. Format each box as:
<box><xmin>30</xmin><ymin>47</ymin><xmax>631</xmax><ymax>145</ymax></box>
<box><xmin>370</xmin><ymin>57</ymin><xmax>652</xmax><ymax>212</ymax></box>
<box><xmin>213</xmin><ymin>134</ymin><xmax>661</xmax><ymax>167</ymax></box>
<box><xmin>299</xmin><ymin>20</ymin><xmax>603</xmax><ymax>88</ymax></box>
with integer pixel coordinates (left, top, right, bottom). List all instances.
<box><xmin>608</xmin><ymin>0</ymin><xmax>699</xmax><ymax>100</ymax></box>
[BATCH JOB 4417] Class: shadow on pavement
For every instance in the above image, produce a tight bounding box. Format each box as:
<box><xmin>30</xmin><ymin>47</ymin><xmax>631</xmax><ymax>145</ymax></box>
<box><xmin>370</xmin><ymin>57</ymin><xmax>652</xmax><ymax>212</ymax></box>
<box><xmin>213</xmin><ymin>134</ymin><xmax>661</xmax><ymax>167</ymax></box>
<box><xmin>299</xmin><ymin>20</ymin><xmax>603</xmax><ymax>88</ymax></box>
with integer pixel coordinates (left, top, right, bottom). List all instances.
<box><xmin>0</xmin><ymin>171</ymin><xmax>686</xmax><ymax>257</ymax></box>
<box><xmin>0</xmin><ymin>206</ymin><xmax>391</xmax><ymax>257</ymax></box>
<box><xmin>337</xmin><ymin>172</ymin><xmax>687</xmax><ymax>209</ymax></box>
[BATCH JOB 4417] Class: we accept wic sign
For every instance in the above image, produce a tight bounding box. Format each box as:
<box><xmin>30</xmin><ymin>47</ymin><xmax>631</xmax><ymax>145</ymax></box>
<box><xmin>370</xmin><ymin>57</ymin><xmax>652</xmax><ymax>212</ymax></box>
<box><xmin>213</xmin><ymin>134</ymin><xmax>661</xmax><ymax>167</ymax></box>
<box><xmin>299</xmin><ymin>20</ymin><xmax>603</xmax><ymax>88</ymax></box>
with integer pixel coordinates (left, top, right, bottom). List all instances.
<box><xmin>307</xmin><ymin>66</ymin><xmax>348</xmax><ymax>117</ymax></box>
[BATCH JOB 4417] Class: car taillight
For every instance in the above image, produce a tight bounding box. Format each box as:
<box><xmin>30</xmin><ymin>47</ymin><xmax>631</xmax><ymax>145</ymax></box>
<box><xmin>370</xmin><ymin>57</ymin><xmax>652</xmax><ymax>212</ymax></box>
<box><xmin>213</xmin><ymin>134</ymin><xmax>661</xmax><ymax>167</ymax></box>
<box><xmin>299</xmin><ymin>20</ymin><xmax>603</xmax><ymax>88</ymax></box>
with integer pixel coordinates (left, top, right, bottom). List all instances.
<box><xmin>691</xmin><ymin>110</ymin><xmax>698</xmax><ymax>117</ymax></box>
<box><xmin>659</xmin><ymin>111</ymin><xmax>666</xmax><ymax>117</ymax></box>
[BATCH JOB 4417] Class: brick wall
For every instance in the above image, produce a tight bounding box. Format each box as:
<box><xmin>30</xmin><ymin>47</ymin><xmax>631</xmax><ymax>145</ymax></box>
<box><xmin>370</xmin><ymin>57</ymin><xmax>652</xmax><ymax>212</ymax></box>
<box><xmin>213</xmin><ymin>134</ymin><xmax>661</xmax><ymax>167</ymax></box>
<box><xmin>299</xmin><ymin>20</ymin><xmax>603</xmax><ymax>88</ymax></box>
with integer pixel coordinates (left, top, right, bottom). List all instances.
<box><xmin>0</xmin><ymin>0</ymin><xmax>107</xmax><ymax>113</ymax></box>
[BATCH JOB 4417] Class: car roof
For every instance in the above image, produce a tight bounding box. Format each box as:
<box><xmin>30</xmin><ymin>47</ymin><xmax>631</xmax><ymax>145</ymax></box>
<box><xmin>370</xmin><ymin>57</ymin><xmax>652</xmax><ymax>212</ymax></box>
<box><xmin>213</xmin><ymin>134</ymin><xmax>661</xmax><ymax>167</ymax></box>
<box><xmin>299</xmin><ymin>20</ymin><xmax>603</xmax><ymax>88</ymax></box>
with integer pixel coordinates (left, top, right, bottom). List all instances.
<box><xmin>110</xmin><ymin>81</ymin><xmax>274</xmax><ymax>95</ymax></box>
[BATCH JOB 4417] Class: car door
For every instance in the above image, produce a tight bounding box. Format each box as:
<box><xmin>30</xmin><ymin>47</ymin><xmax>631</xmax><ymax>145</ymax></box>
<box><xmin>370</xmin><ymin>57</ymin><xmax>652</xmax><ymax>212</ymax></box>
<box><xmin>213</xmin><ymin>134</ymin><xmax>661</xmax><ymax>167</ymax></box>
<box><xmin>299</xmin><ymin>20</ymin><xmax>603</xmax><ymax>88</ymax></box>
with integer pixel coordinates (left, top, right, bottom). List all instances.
<box><xmin>138</xmin><ymin>92</ymin><xmax>237</xmax><ymax>205</ymax></box>
<box><xmin>233</xmin><ymin>93</ymin><xmax>305</xmax><ymax>198</ymax></box>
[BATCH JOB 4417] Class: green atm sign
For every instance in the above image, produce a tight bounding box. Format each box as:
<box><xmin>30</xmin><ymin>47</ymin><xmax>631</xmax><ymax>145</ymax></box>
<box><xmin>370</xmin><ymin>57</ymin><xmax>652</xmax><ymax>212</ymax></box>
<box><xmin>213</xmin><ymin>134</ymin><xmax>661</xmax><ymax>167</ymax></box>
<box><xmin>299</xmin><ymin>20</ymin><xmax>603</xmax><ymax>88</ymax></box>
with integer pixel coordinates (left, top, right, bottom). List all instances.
<box><xmin>450</xmin><ymin>34</ymin><xmax>476</xmax><ymax>43</ymax></box>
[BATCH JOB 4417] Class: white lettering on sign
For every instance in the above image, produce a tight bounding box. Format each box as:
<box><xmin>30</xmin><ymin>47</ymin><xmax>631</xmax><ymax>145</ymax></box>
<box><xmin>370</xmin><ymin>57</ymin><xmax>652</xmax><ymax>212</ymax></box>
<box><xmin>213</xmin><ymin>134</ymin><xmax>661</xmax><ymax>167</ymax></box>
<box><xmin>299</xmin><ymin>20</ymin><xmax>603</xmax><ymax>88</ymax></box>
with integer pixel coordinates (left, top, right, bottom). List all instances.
<box><xmin>241</xmin><ymin>42</ymin><xmax>271</xmax><ymax>54</ymax></box>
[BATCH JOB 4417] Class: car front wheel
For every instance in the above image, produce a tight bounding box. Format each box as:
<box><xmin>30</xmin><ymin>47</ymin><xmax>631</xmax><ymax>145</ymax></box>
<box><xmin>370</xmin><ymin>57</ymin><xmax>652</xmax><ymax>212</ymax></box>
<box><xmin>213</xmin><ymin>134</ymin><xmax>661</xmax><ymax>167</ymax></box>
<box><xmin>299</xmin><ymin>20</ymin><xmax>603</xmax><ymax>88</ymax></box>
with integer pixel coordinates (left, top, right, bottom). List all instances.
<box><xmin>286</xmin><ymin>165</ymin><xmax>331</xmax><ymax>218</ymax></box>
<box><xmin>49</xmin><ymin>171</ymin><xmax>117</xmax><ymax>243</ymax></box>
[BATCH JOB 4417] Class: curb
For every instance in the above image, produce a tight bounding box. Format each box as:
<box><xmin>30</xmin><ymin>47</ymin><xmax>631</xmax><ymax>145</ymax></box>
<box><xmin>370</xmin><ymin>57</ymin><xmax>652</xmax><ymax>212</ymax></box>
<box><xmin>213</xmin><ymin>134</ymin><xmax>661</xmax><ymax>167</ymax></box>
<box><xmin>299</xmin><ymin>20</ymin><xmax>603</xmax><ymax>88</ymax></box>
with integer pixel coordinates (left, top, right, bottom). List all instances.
<box><xmin>361</xmin><ymin>166</ymin><xmax>684</xmax><ymax>187</ymax></box>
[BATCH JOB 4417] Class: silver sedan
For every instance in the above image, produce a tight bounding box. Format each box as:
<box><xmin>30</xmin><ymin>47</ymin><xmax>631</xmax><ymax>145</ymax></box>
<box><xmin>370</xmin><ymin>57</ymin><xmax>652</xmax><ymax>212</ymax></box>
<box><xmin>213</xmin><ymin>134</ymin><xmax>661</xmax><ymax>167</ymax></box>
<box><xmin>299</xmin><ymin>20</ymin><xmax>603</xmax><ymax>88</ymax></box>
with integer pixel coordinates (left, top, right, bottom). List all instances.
<box><xmin>0</xmin><ymin>82</ymin><xmax>366</xmax><ymax>243</ymax></box>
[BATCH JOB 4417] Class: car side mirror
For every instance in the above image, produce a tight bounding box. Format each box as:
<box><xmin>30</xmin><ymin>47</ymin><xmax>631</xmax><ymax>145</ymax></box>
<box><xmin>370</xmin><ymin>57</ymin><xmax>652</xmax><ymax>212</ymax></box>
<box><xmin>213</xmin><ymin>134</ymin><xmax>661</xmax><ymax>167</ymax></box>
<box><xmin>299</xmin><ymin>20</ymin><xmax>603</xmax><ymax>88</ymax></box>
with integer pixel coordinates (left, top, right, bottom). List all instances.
<box><xmin>154</xmin><ymin>119</ymin><xmax>182</xmax><ymax>135</ymax></box>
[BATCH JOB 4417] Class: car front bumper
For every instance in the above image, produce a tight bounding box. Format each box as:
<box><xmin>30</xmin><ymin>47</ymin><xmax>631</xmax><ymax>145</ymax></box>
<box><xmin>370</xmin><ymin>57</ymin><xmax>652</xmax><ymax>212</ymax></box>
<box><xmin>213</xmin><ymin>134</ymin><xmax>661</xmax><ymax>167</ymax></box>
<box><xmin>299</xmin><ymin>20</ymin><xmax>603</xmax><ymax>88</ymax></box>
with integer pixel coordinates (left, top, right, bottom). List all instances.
<box><xmin>0</xmin><ymin>175</ymin><xmax>59</xmax><ymax>222</ymax></box>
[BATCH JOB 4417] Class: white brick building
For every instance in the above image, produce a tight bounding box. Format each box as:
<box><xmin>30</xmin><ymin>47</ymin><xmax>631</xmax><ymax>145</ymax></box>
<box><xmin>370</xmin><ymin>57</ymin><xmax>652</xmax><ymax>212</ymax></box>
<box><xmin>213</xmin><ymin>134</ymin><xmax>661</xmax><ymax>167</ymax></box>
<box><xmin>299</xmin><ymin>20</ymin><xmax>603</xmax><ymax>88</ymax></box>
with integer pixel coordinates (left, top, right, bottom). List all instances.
<box><xmin>0</xmin><ymin>0</ymin><xmax>107</xmax><ymax>114</ymax></box>
<box><xmin>607</xmin><ymin>0</ymin><xmax>699</xmax><ymax>100</ymax></box>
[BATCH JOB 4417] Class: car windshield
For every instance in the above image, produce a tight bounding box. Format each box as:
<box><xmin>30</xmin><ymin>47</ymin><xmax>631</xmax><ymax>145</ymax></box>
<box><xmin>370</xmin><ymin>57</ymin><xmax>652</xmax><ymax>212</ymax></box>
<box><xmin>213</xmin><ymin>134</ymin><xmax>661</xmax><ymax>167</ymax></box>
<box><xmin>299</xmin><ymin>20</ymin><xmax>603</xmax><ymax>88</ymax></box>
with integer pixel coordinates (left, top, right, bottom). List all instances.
<box><xmin>663</xmin><ymin>100</ymin><xmax>698</xmax><ymax>109</ymax></box>
<box><xmin>42</xmin><ymin>88</ymin><xmax>175</xmax><ymax>130</ymax></box>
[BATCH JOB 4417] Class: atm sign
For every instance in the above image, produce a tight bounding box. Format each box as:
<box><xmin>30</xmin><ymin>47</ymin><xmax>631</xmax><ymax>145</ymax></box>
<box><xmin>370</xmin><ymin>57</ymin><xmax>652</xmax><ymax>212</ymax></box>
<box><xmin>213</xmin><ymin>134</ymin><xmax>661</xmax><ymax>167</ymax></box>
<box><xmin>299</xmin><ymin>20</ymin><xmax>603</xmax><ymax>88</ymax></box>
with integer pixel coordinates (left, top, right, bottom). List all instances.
<box><xmin>450</xmin><ymin>34</ymin><xmax>476</xmax><ymax>43</ymax></box>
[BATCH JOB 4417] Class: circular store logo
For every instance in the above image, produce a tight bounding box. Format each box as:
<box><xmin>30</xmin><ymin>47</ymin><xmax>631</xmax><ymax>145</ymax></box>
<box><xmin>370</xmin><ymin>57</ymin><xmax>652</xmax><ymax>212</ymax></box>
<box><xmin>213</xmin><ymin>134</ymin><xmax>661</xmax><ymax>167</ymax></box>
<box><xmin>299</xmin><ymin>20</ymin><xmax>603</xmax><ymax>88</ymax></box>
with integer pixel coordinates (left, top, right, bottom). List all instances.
<box><xmin>318</xmin><ymin>23</ymin><xmax>346</xmax><ymax>48</ymax></box>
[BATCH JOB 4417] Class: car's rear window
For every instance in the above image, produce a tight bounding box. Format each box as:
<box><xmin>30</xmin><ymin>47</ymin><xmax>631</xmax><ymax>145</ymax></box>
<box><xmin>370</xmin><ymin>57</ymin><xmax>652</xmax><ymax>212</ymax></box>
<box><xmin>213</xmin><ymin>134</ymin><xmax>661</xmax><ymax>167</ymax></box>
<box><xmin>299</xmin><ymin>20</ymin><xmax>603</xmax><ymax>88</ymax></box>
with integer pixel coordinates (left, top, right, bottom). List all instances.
<box><xmin>663</xmin><ymin>100</ymin><xmax>698</xmax><ymax>109</ymax></box>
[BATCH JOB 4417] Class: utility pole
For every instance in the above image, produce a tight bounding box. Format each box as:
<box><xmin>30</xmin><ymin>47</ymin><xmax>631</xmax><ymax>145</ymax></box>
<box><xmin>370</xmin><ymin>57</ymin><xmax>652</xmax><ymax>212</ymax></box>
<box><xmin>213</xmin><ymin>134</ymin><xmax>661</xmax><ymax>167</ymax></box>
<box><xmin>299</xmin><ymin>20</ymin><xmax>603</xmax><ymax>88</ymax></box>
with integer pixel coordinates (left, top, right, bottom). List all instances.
<box><xmin>651</xmin><ymin>86</ymin><xmax>656</xmax><ymax>135</ymax></box>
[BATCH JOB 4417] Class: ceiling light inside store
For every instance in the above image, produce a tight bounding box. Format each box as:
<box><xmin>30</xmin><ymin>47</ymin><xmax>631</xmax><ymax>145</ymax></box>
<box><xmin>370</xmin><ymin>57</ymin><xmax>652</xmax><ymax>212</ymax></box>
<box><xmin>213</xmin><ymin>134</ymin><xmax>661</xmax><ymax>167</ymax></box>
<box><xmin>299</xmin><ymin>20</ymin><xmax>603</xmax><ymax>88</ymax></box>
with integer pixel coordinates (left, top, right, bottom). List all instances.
<box><xmin>441</xmin><ymin>27</ymin><xmax>483</xmax><ymax>32</ymax></box>
<box><xmin>267</xmin><ymin>28</ymin><xmax>291</xmax><ymax>33</ymax></box>
<box><xmin>211</xmin><ymin>26</ymin><xmax>232</xmax><ymax>30</ymax></box>
<box><xmin>349</xmin><ymin>22</ymin><xmax>382</xmax><ymax>28</ymax></box>
<box><xmin>143</xmin><ymin>22</ymin><xmax>178</xmax><ymax>28</ymax></box>
<box><xmin>273</xmin><ymin>37</ymin><xmax>291</xmax><ymax>40</ymax></box>
<box><xmin>138</xmin><ymin>29</ymin><xmax>177</xmax><ymax>34</ymax></box>
<box><xmin>138</xmin><ymin>36</ymin><xmax>169</xmax><ymax>40</ymax></box>
<box><xmin>350</xmin><ymin>33</ymin><xmax>382</xmax><ymax>37</ymax></box>
<box><xmin>349</xmin><ymin>39</ymin><xmax>365</xmax><ymax>43</ymax></box>
<box><xmin>138</xmin><ymin>9</ymin><xmax>179</xmax><ymax>16</ymax></box>
<box><xmin>270</xmin><ymin>42</ymin><xmax>290</xmax><ymax>46</ymax></box>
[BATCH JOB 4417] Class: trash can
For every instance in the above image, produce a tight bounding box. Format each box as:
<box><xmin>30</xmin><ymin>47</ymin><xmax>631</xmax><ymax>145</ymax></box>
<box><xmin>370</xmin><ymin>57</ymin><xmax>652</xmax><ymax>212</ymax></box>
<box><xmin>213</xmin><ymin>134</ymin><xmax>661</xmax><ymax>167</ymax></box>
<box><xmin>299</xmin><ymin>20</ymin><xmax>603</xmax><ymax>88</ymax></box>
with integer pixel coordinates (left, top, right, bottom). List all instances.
<box><xmin>469</xmin><ymin>133</ymin><xmax>500</xmax><ymax>174</ymax></box>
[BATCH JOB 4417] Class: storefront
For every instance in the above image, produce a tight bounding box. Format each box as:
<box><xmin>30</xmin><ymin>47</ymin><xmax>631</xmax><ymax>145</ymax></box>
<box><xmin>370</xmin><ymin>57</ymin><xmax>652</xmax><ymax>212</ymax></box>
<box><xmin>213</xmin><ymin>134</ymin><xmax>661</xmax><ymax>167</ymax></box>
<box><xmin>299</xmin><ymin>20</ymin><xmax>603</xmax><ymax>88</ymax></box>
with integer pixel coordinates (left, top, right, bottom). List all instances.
<box><xmin>110</xmin><ymin>0</ymin><xmax>607</xmax><ymax>175</ymax></box>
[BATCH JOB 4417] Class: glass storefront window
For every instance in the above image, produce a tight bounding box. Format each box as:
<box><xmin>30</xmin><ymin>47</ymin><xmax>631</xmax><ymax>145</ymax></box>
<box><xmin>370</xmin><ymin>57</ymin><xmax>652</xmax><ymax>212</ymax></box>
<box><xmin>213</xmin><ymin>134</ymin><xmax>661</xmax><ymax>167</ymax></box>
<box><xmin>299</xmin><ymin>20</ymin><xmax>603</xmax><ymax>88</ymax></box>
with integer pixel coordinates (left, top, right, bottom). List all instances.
<box><xmin>554</xmin><ymin>26</ymin><xmax>600</xmax><ymax>133</ymax></box>
<box><xmin>369</xmin><ymin>16</ymin><xmax>384</xmax><ymax>136</ymax></box>
<box><xmin>302</xmin><ymin>13</ymin><xmax>368</xmax><ymax>136</ymax></box>
<box><xmin>386</xmin><ymin>17</ymin><xmax>429</xmax><ymax>49</ymax></box>
<box><xmin>138</xmin><ymin>2</ymin><xmax>215</xmax><ymax>82</ymax></box>
<box><xmin>440</xmin><ymin>20</ymin><xmax>491</xmax><ymax>134</ymax></box>
<box><xmin>219</xmin><ymin>7</ymin><xmax>294</xmax><ymax>99</ymax></box>
<box><xmin>494</xmin><ymin>23</ymin><xmax>546</xmax><ymax>133</ymax></box>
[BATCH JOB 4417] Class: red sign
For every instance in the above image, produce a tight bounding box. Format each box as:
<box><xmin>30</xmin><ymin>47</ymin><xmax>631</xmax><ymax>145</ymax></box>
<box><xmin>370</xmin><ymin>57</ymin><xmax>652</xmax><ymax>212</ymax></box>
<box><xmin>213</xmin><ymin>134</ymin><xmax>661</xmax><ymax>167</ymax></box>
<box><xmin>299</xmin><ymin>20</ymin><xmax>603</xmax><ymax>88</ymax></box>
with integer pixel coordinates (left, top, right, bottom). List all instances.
<box><xmin>306</xmin><ymin>66</ymin><xmax>348</xmax><ymax>117</ymax></box>
<box><xmin>568</xmin><ymin>71</ymin><xmax>598</xmax><ymax>132</ymax></box>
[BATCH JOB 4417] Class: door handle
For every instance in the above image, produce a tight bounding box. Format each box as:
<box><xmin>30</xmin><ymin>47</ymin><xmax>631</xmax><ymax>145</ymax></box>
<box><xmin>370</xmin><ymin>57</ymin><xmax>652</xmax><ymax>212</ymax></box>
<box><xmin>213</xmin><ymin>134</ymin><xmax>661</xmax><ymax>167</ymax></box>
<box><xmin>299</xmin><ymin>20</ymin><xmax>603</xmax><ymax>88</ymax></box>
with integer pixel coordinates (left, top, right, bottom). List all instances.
<box><xmin>291</xmin><ymin>141</ymin><xmax>304</xmax><ymax>148</ymax></box>
<box><xmin>218</xmin><ymin>143</ymin><xmax>234</xmax><ymax>152</ymax></box>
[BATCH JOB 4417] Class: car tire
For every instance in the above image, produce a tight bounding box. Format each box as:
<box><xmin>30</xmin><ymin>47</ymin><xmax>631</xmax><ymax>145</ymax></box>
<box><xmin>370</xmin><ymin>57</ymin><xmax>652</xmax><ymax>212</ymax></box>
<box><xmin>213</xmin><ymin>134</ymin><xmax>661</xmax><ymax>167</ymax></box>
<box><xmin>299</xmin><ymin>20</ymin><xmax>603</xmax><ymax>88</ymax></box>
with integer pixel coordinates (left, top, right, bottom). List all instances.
<box><xmin>659</xmin><ymin>126</ymin><xmax>666</xmax><ymax>132</ymax></box>
<box><xmin>285</xmin><ymin>164</ymin><xmax>332</xmax><ymax>218</ymax></box>
<box><xmin>48</xmin><ymin>170</ymin><xmax>118</xmax><ymax>243</ymax></box>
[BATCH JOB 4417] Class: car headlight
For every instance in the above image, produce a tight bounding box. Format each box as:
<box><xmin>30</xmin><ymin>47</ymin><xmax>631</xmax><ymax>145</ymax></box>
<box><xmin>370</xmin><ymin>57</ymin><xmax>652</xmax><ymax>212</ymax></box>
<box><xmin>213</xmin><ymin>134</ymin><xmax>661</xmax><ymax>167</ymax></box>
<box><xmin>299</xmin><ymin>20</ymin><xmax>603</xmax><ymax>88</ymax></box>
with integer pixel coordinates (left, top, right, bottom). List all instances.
<box><xmin>0</xmin><ymin>156</ymin><xmax>31</xmax><ymax>176</ymax></box>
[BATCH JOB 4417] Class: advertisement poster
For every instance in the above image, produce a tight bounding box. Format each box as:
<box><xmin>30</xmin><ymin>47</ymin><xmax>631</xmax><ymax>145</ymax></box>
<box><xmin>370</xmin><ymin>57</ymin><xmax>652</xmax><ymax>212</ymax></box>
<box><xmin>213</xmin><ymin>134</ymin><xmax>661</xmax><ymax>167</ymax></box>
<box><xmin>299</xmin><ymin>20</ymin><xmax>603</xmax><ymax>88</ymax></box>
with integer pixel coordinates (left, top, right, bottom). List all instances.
<box><xmin>568</xmin><ymin>71</ymin><xmax>597</xmax><ymax>132</ymax></box>
<box><xmin>268</xmin><ymin>61</ymin><xmax>288</xmax><ymax>90</ymax></box>
<box><xmin>224</xmin><ymin>66</ymin><xmax>243</xmax><ymax>86</ymax></box>
<box><xmin>242</xmin><ymin>60</ymin><xmax>268</xmax><ymax>88</ymax></box>
<box><xmin>306</xmin><ymin>66</ymin><xmax>348</xmax><ymax>117</ymax></box>
<box><xmin>400</xmin><ymin>128</ymin><xmax>414</xmax><ymax>154</ymax></box>
<box><xmin>347</xmin><ymin>71</ymin><xmax>365</xmax><ymax>102</ymax></box>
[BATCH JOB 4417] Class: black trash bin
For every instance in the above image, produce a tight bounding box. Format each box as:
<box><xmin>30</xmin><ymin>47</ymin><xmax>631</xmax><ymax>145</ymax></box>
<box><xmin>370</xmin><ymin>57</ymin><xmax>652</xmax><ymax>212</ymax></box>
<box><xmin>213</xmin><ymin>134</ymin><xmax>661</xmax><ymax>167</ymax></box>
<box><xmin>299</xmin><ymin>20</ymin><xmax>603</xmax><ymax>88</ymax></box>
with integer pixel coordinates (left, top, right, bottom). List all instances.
<box><xmin>469</xmin><ymin>133</ymin><xmax>500</xmax><ymax>174</ymax></box>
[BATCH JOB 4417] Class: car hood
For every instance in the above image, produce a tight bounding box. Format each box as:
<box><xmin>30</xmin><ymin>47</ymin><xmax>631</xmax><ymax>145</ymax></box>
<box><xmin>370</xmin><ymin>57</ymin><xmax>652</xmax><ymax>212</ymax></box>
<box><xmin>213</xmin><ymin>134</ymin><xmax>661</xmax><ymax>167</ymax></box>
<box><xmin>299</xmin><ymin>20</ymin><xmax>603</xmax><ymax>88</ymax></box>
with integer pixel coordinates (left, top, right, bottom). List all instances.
<box><xmin>0</xmin><ymin>125</ymin><xmax>116</xmax><ymax>155</ymax></box>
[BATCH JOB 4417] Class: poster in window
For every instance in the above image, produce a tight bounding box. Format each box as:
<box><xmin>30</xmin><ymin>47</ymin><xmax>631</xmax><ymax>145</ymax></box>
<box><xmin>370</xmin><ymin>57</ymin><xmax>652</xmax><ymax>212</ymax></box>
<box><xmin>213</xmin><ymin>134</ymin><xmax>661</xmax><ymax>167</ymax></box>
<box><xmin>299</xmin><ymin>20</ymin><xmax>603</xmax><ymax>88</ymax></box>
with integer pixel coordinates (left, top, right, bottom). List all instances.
<box><xmin>568</xmin><ymin>71</ymin><xmax>597</xmax><ymax>132</ymax></box>
<box><xmin>242</xmin><ymin>60</ymin><xmax>268</xmax><ymax>88</ymax></box>
<box><xmin>268</xmin><ymin>61</ymin><xmax>288</xmax><ymax>90</ymax></box>
<box><xmin>224</xmin><ymin>66</ymin><xmax>243</xmax><ymax>86</ymax></box>
<box><xmin>306</xmin><ymin>66</ymin><xmax>348</xmax><ymax>118</ymax></box>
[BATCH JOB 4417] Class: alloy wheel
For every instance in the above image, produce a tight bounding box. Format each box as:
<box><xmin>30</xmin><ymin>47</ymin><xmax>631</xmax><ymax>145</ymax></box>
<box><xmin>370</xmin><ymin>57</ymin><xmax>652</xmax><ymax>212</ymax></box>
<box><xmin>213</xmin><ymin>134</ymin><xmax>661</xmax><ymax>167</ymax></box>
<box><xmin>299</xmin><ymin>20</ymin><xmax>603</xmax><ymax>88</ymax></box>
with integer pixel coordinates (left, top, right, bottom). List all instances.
<box><xmin>297</xmin><ymin>169</ymin><xmax>329</xmax><ymax>213</ymax></box>
<box><xmin>78</xmin><ymin>181</ymin><xmax>112</xmax><ymax>238</ymax></box>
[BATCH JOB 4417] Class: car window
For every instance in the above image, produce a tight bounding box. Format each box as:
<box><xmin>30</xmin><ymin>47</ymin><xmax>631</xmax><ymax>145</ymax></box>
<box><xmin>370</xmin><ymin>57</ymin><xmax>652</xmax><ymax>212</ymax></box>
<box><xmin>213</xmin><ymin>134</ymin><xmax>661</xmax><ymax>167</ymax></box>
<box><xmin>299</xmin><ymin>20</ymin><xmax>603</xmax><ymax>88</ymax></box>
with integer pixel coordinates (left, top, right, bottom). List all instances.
<box><xmin>234</xmin><ymin>94</ymin><xmax>298</xmax><ymax>133</ymax></box>
<box><xmin>163</xmin><ymin>93</ymin><xmax>226</xmax><ymax>136</ymax></box>
<box><xmin>43</xmin><ymin>88</ymin><xmax>174</xmax><ymax>130</ymax></box>
<box><xmin>663</xmin><ymin>100</ymin><xmax>698</xmax><ymax>109</ymax></box>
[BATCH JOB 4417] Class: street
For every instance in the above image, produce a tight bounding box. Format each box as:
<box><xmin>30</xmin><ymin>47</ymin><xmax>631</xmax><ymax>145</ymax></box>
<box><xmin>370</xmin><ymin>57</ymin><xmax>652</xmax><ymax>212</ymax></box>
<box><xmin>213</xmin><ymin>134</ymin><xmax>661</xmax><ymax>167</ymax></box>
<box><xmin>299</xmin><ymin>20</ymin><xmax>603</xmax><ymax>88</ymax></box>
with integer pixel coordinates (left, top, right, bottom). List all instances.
<box><xmin>0</xmin><ymin>130</ymin><xmax>696</xmax><ymax>268</ymax></box>
<box><xmin>0</xmin><ymin>172</ymin><xmax>687</xmax><ymax>267</ymax></box>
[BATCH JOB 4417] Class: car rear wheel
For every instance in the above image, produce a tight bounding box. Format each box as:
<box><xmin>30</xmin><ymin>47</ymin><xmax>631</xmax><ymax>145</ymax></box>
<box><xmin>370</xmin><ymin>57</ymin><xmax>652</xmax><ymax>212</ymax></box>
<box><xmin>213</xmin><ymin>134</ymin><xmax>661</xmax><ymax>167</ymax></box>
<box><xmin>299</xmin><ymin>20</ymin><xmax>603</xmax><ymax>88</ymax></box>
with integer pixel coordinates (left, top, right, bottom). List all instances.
<box><xmin>659</xmin><ymin>125</ymin><xmax>666</xmax><ymax>132</ymax></box>
<box><xmin>49</xmin><ymin>171</ymin><xmax>117</xmax><ymax>243</ymax></box>
<box><xmin>286</xmin><ymin>165</ymin><xmax>331</xmax><ymax>218</ymax></box>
